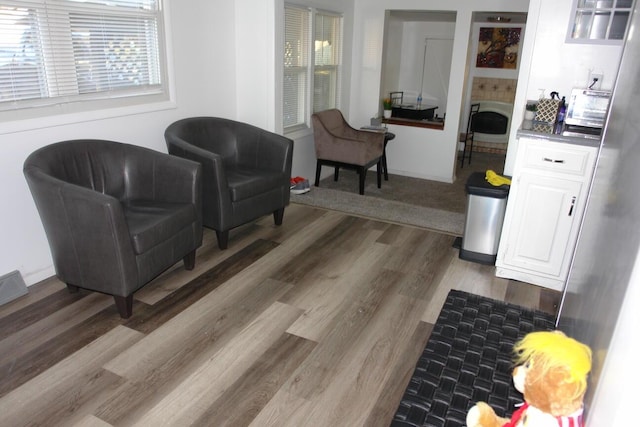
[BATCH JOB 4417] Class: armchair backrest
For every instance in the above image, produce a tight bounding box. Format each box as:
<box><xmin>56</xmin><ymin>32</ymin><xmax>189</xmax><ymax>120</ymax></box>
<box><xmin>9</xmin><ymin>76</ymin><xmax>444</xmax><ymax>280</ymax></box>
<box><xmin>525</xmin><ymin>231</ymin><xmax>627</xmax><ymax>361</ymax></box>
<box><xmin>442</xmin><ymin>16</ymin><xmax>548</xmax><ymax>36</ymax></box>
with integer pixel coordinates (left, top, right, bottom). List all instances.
<box><xmin>165</xmin><ymin>117</ymin><xmax>293</xmax><ymax>171</ymax></box>
<box><xmin>311</xmin><ymin>109</ymin><xmax>350</xmax><ymax>138</ymax></box>
<box><xmin>25</xmin><ymin>139</ymin><xmax>128</xmax><ymax>199</ymax></box>
<box><xmin>165</xmin><ymin>117</ymin><xmax>239</xmax><ymax>168</ymax></box>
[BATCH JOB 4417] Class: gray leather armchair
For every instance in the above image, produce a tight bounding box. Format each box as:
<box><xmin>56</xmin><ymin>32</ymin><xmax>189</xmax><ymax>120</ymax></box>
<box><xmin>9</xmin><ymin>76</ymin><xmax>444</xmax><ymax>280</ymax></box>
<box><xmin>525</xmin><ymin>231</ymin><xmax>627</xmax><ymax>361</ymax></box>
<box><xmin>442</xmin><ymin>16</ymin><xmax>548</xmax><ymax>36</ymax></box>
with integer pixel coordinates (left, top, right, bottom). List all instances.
<box><xmin>311</xmin><ymin>109</ymin><xmax>384</xmax><ymax>195</ymax></box>
<box><xmin>165</xmin><ymin>117</ymin><xmax>293</xmax><ymax>249</ymax></box>
<box><xmin>24</xmin><ymin>139</ymin><xmax>203</xmax><ymax>318</ymax></box>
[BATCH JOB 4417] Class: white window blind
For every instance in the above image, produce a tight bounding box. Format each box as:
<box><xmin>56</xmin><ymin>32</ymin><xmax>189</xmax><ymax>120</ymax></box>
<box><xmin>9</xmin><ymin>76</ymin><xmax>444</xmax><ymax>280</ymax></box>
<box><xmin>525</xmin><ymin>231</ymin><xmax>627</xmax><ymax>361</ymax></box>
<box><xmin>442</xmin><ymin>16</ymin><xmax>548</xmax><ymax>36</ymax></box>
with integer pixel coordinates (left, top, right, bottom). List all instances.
<box><xmin>0</xmin><ymin>0</ymin><xmax>165</xmax><ymax>112</ymax></box>
<box><xmin>313</xmin><ymin>12</ymin><xmax>341</xmax><ymax>113</ymax></box>
<box><xmin>283</xmin><ymin>4</ymin><xmax>342</xmax><ymax>132</ymax></box>
<box><xmin>283</xmin><ymin>5</ymin><xmax>310</xmax><ymax>130</ymax></box>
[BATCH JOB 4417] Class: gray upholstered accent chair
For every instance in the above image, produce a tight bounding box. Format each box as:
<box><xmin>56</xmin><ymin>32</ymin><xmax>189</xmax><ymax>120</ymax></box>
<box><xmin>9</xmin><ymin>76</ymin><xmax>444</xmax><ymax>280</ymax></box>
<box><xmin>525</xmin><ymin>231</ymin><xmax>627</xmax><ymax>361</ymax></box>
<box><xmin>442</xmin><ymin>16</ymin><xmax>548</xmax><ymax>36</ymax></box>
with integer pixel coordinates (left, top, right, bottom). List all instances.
<box><xmin>311</xmin><ymin>109</ymin><xmax>385</xmax><ymax>195</ymax></box>
<box><xmin>165</xmin><ymin>117</ymin><xmax>293</xmax><ymax>250</ymax></box>
<box><xmin>24</xmin><ymin>140</ymin><xmax>203</xmax><ymax>318</ymax></box>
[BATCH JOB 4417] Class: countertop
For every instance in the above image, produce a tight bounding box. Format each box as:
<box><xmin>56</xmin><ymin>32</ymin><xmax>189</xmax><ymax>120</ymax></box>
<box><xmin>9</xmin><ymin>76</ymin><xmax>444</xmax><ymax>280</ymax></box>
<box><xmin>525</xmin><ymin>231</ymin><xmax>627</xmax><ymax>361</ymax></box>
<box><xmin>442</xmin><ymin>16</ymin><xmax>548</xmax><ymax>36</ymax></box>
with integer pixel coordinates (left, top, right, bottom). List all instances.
<box><xmin>382</xmin><ymin>116</ymin><xmax>445</xmax><ymax>130</ymax></box>
<box><xmin>518</xmin><ymin>120</ymin><xmax>602</xmax><ymax>148</ymax></box>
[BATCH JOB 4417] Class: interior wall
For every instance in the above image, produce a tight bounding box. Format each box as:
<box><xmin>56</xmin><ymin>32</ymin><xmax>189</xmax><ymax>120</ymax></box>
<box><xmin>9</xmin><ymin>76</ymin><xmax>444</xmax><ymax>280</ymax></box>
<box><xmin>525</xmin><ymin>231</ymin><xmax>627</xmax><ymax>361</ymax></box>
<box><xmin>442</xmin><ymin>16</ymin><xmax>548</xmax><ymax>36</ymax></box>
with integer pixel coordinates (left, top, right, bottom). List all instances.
<box><xmin>381</xmin><ymin>15</ymin><xmax>404</xmax><ymax>105</ymax></box>
<box><xmin>458</xmin><ymin>21</ymin><xmax>524</xmax><ymax>156</ymax></box>
<box><xmin>388</xmin><ymin>20</ymin><xmax>455</xmax><ymax>116</ymax></box>
<box><xmin>235</xmin><ymin>1</ymin><xmax>275</xmax><ymax>130</ymax></box>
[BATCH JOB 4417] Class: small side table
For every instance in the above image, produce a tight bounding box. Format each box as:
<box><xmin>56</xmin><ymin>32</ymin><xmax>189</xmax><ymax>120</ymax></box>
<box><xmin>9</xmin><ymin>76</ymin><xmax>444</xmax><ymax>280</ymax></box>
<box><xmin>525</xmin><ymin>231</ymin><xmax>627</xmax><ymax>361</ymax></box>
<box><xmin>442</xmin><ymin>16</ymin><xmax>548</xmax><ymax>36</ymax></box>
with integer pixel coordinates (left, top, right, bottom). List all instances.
<box><xmin>361</xmin><ymin>126</ymin><xmax>395</xmax><ymax>180</ymax></box>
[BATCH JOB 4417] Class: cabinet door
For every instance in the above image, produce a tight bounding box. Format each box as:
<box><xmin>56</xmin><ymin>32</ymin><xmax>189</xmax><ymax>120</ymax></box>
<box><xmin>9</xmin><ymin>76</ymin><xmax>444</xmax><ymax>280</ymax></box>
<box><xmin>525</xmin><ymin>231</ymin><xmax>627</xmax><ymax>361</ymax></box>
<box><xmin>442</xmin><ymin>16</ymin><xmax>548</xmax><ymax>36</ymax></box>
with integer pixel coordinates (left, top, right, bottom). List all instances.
<box><xmin>501</xmin><ymin>172</ymin><xmax>583</xmax><ymax>277</ymax></box>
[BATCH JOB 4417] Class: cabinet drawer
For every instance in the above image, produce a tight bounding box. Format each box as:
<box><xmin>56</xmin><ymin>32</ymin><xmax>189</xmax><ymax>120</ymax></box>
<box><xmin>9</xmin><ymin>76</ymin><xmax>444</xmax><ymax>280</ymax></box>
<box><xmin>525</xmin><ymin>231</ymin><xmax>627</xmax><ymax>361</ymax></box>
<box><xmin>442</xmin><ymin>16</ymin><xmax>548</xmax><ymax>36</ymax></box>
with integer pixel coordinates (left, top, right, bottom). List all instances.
<box><xmin>522</xmin><ymin>144</ymin><xmax>592</xmax><ymax>175</ymax></box>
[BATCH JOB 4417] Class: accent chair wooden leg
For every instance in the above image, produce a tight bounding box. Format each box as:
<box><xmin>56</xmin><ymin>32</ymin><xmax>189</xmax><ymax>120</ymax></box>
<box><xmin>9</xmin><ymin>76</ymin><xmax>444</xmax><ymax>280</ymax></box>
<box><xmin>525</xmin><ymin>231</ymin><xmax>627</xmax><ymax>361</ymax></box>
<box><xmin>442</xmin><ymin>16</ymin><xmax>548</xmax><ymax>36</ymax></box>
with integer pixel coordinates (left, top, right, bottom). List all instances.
<box><xmin>315</xmin><ymin>160</ymin><xmax>322</xmax><ymax>187</ymax></box>
<box><xmin>183</xmin><ymin>249</ymin><xmax>196</xmax><ymax>270</ymax></box>
<box><xmin>273</xmin><ymin>208</ymin><xmax>285</xmax><ymax>226</ymax></box>
<box><xmin>376</xmin><ymin>160</ymin><xmax>382</xmax><ymax>189</ymax></box>
<box><xmin>66</xmin><ymin>284</ymin><xmax>80</xmax><ymax>293</ymax></box>
<box><xmin>382</xmin><ymin>150</ymin><xmax>389</xmax><ymax>181</ymax></box>
<box><xmin>216</xmin><ymin>230</ymin><xmax>229</xmax><ymax>250</ymax></box>
<box><xmin>334</xmin><ymin>167</ymin><xmax>340</xmax><ymax>181</ymax></box>
<box><xmin>358</xmin><ymin>166</ymin><xmax>366</xmax><ymax>195</ymax></box>
<box><xmin>114</xmin><ymin>294</ymin><xmax>133</xmax><ymax>319</ymax></box>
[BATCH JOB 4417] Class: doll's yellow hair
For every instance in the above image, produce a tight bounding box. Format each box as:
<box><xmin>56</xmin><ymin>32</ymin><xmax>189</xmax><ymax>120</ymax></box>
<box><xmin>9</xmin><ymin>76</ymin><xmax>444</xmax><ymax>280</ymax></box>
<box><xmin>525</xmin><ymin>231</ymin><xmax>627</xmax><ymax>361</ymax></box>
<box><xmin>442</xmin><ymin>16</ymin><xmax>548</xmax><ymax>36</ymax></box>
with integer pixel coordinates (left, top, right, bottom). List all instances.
<box><xmin>513</xmin><ymin>331</ymin><xmax>592</xmax><ymax>396</ymax></box>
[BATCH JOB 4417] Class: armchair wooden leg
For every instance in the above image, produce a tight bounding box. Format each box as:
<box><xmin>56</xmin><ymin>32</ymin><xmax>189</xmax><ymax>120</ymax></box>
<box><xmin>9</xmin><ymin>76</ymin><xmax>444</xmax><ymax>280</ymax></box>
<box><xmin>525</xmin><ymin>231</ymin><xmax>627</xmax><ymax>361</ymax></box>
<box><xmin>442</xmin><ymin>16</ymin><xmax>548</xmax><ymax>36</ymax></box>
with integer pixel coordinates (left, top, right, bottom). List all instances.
<box><xmin>315</xmin><ymin>160</ymin><xmax>322</xmax><ymax>187</ymax></box>
<box><xmin>376</xmin><ymin>161</ymin><xmax>382</xmax><ymax>189</ymax></box>
<box><xmin>216</xmin><ymin>230</ymin><xmax>229</xmax><ymax>250</ymax></box>
<box><xmin>382</xmin><ymin>151</ymin><xmax>389</xmax><ymax>181</ymax></box>
<box><xmin>114</xmin><ymin>294</ymin><xmax>133</xmax><ymax>319</ymax></box>
<box><xmin>273</xmin><ymin>208</ymin><xmax>285</xmax><ymax>226</ymax></box>
<box><xmin>460</xmin><ymin>134</ymin><xmax>469</xmax><ymax>169</ymax></box>
<box><xmin>358</xmin><ymin>166</ymin><xmax>366</xmax><ymax>195</ymax></box>
<box><xmin>183</xmin><ymin>249</ymin><xmax>196</xmax><ymax>271</ymax></box>
<box><xmin>334</xmin><ymin>167</ymin><xmax>340</xmax><ymax>181</ymax></box>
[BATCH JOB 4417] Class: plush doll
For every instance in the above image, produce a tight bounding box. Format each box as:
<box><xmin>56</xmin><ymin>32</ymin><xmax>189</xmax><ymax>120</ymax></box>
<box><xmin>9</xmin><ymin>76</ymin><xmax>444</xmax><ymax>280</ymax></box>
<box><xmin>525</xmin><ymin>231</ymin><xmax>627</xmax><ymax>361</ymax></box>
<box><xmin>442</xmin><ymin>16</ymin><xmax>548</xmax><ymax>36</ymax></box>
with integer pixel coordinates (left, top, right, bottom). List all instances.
<box><xmin>466</xmin><ymin>331</ymin><xmax>592</xmax><ymax>427</ymax></box>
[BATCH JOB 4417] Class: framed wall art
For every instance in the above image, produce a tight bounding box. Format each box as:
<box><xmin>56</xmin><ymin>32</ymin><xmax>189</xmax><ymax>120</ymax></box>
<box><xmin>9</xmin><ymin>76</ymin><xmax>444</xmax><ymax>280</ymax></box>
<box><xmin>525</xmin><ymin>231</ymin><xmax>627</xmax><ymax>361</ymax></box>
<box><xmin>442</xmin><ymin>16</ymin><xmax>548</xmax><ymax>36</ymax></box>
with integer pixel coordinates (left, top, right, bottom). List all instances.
<box><xmin>476</xmin><ymin>27</ymin><xmax>522</xmax><ymax>69</ymax></box>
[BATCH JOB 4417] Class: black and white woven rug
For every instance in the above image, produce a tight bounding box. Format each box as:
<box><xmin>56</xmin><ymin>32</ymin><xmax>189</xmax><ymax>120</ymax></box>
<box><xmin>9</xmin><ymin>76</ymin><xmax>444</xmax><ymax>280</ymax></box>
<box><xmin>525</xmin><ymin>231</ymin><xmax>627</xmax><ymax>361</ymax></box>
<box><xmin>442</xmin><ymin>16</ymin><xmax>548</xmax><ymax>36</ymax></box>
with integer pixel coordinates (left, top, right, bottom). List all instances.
<box><xmin>390</xmin><ymin>290</ymin><xmax>556</xmax><ymax>427</ymax></box>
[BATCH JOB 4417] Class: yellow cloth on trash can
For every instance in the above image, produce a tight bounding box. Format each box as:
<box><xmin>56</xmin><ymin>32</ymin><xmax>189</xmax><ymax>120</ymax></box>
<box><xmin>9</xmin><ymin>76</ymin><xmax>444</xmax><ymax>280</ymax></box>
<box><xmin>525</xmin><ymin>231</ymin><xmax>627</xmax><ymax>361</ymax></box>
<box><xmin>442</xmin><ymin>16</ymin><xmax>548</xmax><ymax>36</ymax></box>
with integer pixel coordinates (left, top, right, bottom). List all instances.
<box><xmin>485</xmin><ymin>170</ymin><xmax>511</xmax><ymax>186</ymax></box>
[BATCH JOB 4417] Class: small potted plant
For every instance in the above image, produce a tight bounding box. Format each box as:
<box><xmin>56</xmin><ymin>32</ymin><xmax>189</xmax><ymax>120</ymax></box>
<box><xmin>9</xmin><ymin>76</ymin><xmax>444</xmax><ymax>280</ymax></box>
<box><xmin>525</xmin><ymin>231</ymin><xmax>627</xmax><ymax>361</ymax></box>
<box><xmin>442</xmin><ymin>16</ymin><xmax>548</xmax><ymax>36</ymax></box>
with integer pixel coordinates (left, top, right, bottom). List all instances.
<box><xmin>524</xmin><ymin>102</ymin><xmax>537</xmax><ymax>121</ymax></box>
<box><xmin>382</xmin><ymin>98</ymin><xmax>393</xmax><ymax>118</ymax></box>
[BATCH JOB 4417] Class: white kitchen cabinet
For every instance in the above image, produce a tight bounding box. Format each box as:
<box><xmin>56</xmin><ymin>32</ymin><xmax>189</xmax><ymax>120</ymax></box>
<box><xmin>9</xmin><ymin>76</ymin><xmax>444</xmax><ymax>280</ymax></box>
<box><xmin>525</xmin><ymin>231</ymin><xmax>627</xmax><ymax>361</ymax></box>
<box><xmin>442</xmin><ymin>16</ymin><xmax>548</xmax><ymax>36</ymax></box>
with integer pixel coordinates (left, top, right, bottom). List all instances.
<box><xmin>495</xmin><ymin>135</ymin><xmax>598</xmax><ymax>291</ymax></box>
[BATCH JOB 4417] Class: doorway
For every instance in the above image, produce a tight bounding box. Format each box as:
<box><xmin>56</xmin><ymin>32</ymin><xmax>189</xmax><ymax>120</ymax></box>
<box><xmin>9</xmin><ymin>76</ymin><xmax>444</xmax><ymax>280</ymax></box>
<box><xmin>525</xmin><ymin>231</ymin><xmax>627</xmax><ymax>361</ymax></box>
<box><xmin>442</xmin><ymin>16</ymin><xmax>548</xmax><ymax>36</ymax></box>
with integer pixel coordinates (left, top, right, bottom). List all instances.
<box><xmin>380</xmin><ymin>10</ymin><xmax>456</xmax><ymax>121</ymax></box>
<box><xmin>459</xmin><ymin>12</ymin><xmax>527</xmax><ymax>168</ymax></box>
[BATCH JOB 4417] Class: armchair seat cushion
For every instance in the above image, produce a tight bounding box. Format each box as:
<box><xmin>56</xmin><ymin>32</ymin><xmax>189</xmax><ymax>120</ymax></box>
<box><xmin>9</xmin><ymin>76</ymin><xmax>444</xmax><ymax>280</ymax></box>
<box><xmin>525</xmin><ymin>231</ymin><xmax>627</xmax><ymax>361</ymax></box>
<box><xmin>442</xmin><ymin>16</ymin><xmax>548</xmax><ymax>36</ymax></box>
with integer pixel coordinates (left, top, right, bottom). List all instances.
<box><xmin>226</xmin><ymin>167</ymin><xmax>285</xmax><ymax>202</ymax></box>
<box><xmin>124</xmin><ymin>200</ymin><xmax>199</xmax><ymax>254</ymax></box>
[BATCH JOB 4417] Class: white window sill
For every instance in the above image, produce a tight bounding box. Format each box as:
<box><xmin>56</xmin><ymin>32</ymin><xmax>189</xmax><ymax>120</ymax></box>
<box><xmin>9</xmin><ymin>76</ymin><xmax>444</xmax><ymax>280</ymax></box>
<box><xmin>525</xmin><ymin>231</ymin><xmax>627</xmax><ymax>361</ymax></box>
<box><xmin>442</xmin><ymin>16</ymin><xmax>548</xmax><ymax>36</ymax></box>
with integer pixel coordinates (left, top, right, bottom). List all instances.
<box><xmin>0</xmin><ymin>99</ymin><xmax>177</xmax><ymax>135</ymax></box>
<box><xmin>284</xmin><ymin>125</ymin><xmax>313</xmax><ymax>140</ymax></box>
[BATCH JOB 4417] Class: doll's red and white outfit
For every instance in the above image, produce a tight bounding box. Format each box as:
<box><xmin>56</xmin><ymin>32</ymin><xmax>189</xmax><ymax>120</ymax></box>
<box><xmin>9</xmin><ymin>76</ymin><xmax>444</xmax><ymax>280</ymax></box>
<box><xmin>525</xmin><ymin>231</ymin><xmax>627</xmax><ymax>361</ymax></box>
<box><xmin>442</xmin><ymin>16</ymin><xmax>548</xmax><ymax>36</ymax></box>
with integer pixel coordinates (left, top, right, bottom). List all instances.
<box><xmin>503</xmin><ymin>403</ymin><xmax>584</xmax><ymax>427</ymax></box>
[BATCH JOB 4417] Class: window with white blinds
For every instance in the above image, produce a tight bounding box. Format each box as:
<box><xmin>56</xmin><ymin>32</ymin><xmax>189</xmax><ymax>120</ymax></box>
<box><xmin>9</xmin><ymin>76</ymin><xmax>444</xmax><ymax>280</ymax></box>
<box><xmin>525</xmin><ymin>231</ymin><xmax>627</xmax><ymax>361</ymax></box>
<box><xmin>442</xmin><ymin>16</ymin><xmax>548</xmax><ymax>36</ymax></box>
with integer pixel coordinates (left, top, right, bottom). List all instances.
<box><xmin>0</xmin><ymin>0</ymin><xmax>166</xmax><ymax>114</ymax></box>
<box><xmin>283</xmin><ymin>4</ymin><xmax>342</xmax><ymax>132</ymax></box>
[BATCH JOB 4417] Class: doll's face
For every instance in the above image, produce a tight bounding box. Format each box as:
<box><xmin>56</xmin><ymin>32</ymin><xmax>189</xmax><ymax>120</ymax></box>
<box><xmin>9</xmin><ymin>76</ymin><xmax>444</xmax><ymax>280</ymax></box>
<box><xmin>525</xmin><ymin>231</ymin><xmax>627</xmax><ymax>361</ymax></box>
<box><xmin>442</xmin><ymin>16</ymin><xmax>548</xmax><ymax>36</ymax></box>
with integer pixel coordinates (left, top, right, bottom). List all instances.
<box><xmin>513</xmin><ymin>358</ymin><xmax>584</xmax><ymax>416</ymax></box>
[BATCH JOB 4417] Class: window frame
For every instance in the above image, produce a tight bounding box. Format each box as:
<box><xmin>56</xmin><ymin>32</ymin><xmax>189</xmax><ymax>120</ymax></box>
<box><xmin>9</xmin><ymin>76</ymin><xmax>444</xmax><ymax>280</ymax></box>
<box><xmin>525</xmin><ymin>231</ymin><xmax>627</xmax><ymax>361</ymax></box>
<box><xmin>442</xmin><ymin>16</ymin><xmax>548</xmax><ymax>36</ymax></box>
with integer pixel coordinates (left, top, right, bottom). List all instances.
<box><xmin>566</xmin><ymin>0</ymin><xmax>633</xmax><ymax>45</ymax></box>
<box><xmin>282</xmin><ymin>3</ymin><xmax>342</xmax><ymax>135</ymax></box>
<box><xmin>312</xmin><ymin>10</ymin><xmax>342</xmax><ymax>114</ymax></box>
<box><xmin>0</xmin><ymin>0</ymin><xmax>172</xmax><ymax>127</ymax></box>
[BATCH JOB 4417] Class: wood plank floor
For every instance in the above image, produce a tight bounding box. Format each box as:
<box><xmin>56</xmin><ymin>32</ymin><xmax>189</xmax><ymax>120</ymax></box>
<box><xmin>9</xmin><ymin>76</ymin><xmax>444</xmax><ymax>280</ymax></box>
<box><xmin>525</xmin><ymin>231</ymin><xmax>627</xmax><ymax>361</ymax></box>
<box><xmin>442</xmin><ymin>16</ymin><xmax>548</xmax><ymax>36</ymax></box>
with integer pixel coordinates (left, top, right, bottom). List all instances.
<box><xmin>0</xmin><ymin>204</ymin><xmax>560</xmax><ymax>427</ymax></box>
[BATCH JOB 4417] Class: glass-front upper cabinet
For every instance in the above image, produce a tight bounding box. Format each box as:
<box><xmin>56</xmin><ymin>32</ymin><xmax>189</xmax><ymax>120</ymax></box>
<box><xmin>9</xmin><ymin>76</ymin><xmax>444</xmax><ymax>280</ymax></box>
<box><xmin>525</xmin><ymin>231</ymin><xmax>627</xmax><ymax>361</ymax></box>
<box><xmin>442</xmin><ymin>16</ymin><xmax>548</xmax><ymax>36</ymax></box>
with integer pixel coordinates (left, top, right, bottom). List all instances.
<box><xmin>567</xmin><ymin>0</ymin><xmax>633</xmax><ymax>43</ymax></box>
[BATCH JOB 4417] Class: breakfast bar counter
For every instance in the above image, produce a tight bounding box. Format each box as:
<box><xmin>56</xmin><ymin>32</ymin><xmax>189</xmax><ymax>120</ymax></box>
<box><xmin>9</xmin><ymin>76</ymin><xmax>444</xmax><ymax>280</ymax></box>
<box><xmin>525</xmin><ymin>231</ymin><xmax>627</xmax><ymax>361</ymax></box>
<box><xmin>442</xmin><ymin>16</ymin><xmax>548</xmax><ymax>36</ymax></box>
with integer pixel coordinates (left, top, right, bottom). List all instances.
<box><xmin>382</xmin><ymin>117</ymin><xmax>445</xmax><ymax>130</ymax></box>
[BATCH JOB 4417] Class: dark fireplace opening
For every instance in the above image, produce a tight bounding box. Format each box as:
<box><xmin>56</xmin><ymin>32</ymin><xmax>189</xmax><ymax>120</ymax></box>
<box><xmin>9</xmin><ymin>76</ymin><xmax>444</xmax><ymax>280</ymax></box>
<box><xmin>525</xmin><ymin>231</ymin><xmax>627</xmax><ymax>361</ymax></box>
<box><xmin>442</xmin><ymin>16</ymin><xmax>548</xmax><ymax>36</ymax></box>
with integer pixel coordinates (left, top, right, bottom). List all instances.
<box><xmin>471</xmin><ymin>111</ymin><xmax>508</xmax><ymax>135</ymax></box>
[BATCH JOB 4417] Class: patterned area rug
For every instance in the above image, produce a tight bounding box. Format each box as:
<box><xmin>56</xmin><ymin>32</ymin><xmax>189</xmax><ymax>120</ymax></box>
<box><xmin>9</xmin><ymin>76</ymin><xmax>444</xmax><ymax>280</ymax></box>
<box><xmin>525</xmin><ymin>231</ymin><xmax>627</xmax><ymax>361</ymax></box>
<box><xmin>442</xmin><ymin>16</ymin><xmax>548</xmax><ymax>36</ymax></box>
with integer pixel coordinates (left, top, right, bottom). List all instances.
<box><xmin>291</xmin><ymin>152</ymin><xmax>505</xmax><ymax>236</ymax></box>
<box><xmin>311</xmin><ymin>152</ymin><xmax>507</xmax><ymax>214</ymax></box>
<box><xmin>291</xmin><ymin>186</ymin><xmax>465</xmax><ymax>236</ymax></box>
<box><xmin>391</xmin><ymin>290</ymin><xmax>556</xmax><ymax>427</ymax></box>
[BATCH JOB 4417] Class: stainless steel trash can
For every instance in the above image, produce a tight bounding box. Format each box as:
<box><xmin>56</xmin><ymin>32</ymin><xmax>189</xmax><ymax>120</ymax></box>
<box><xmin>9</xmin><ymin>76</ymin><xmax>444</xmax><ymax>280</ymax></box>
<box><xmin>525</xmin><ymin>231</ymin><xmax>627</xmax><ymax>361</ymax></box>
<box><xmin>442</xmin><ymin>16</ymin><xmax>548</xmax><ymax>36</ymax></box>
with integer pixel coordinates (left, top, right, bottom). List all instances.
<box><xmin>459</xmin><ymin>172</ymin><xmax>509</xmax><ymax>265</ymax></box>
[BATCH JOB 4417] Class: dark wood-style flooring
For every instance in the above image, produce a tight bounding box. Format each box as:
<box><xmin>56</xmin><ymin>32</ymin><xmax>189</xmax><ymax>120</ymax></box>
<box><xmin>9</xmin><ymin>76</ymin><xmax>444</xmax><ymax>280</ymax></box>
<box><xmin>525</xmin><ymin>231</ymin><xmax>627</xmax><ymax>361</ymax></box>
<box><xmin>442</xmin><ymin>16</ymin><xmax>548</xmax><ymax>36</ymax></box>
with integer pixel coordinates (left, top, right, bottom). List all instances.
<box><xmin>0</xmin><ymin>204</ymin><xmax>559</xmax><ymax>426</ymax></box>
